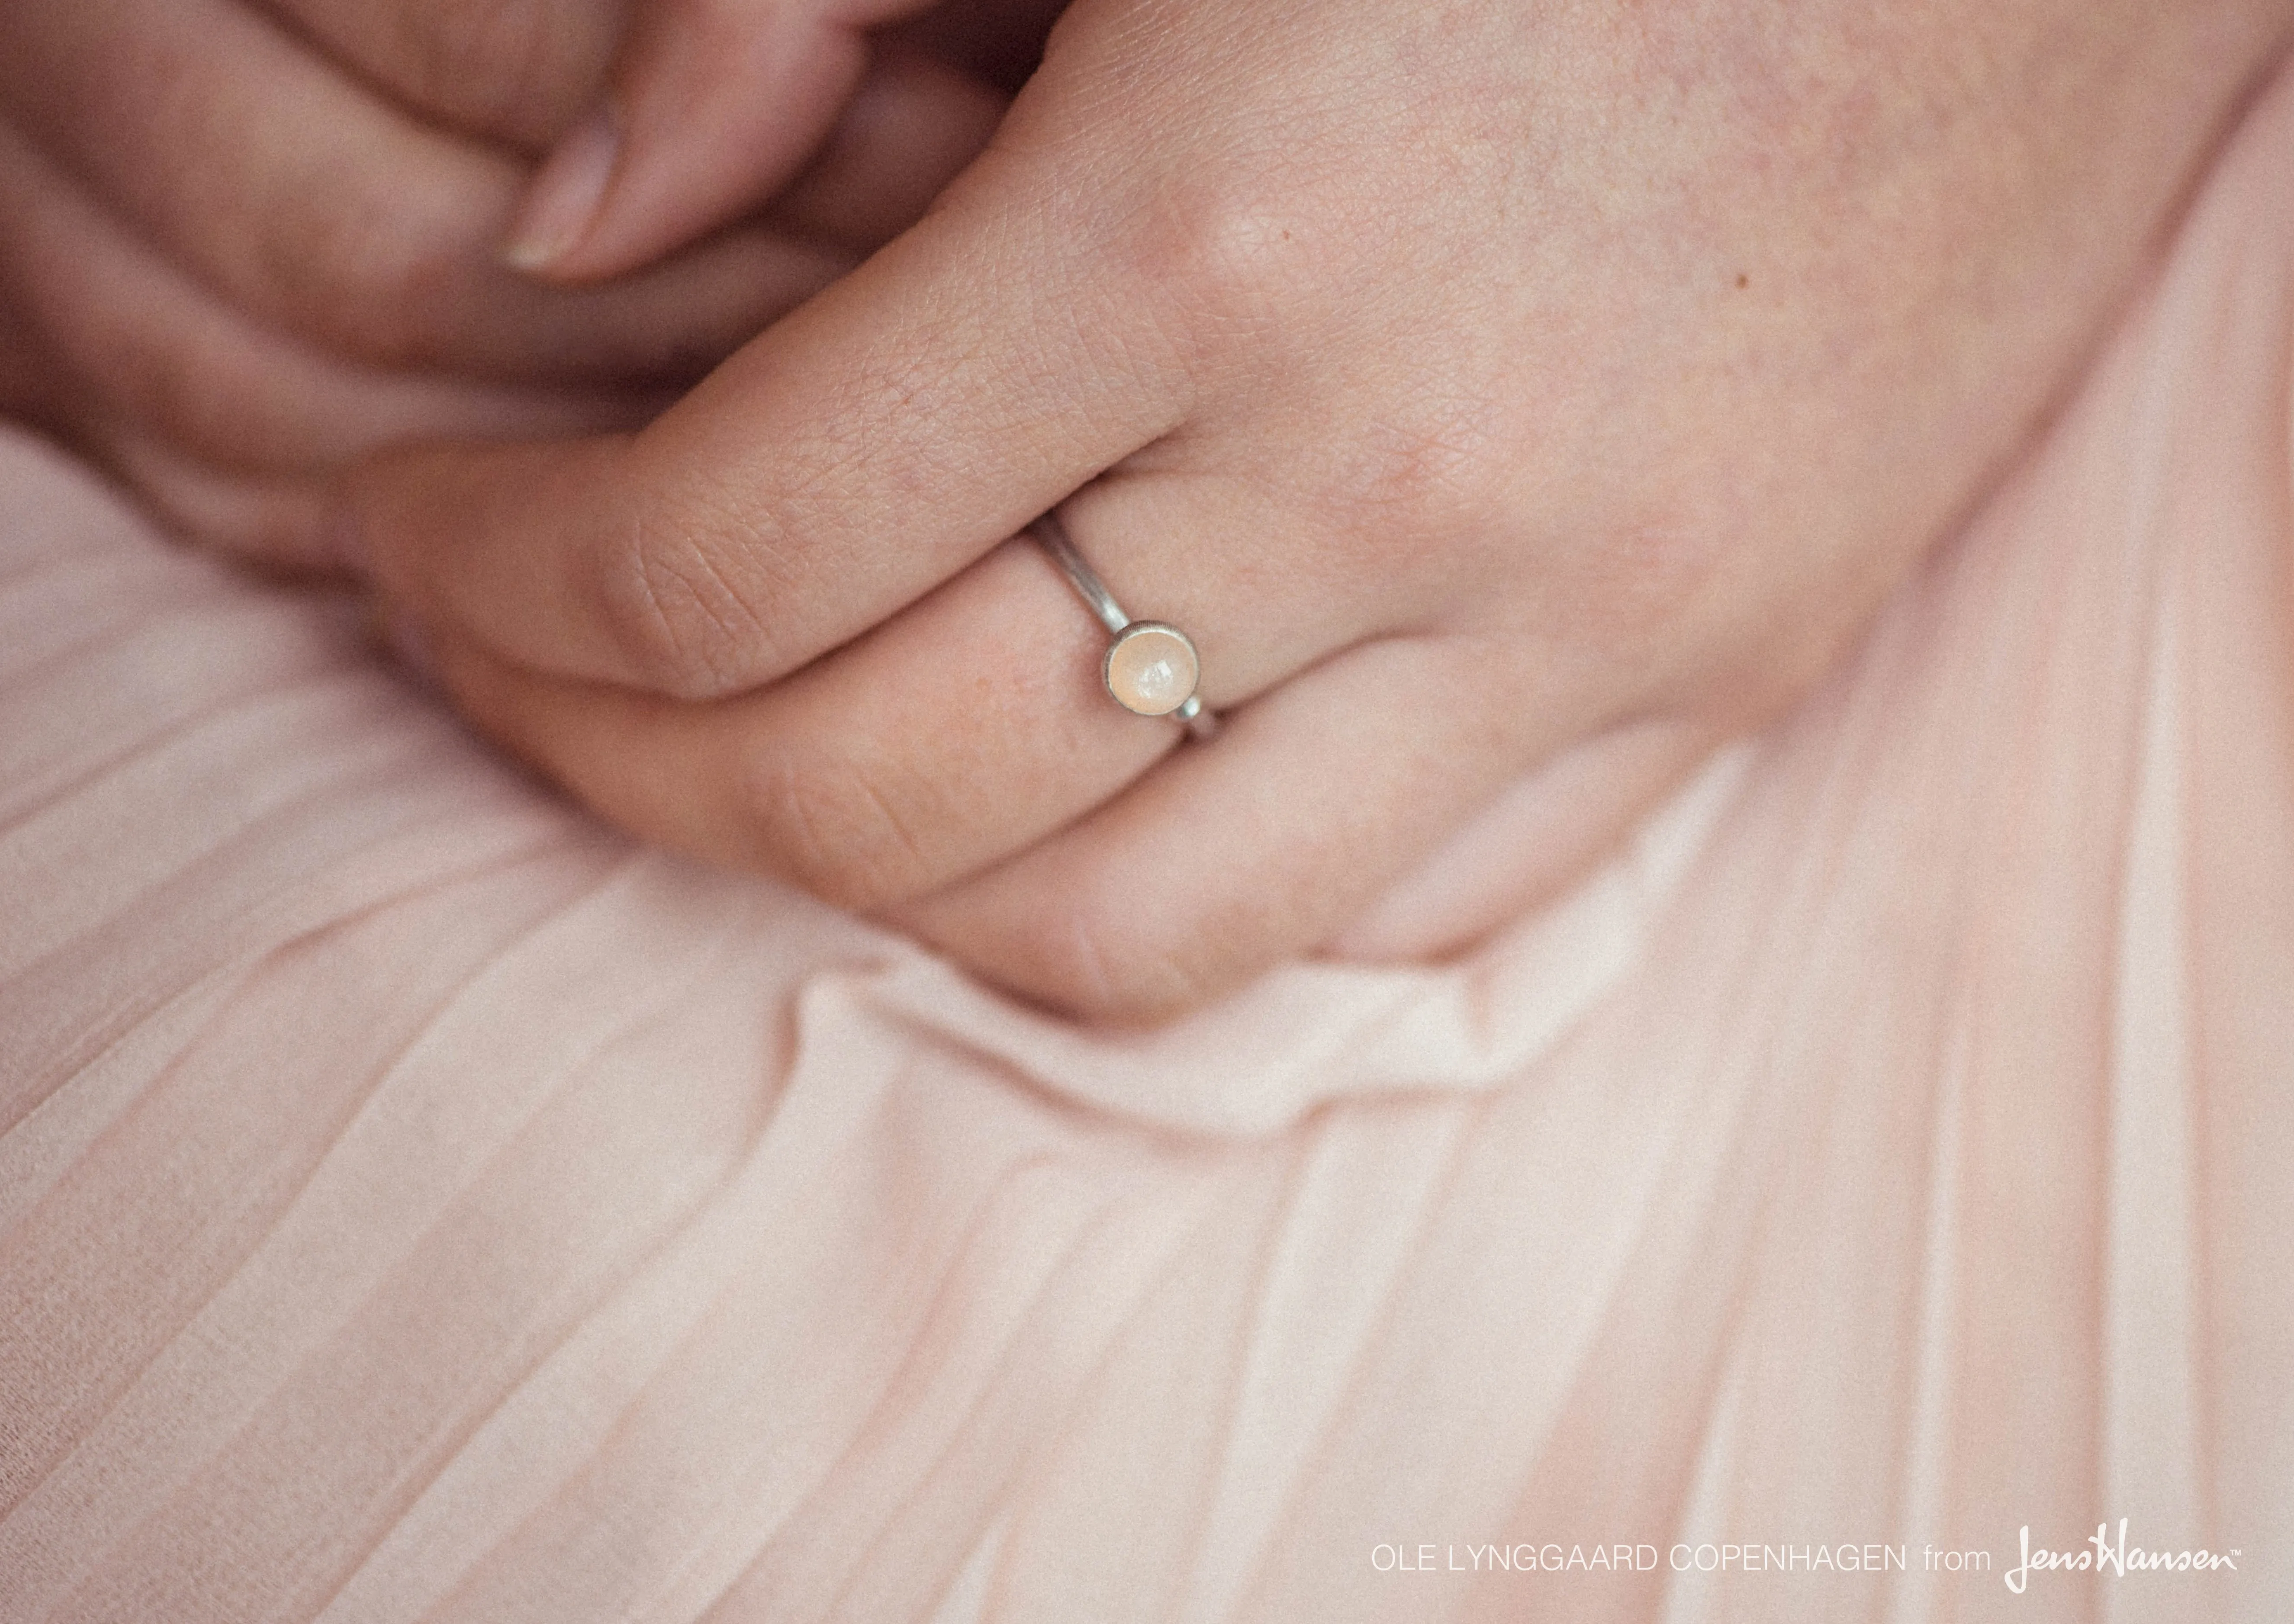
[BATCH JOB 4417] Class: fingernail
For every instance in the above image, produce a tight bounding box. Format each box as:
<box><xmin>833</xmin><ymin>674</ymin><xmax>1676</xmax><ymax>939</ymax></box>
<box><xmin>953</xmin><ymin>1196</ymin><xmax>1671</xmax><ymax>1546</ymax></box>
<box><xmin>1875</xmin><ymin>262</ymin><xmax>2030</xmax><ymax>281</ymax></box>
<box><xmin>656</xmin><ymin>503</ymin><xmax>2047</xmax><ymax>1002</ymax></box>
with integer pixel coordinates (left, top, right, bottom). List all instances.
<box><xmin>503</xmin><ymin>105</ymin><xmax>621</xmax><ymax>273</ymax></box>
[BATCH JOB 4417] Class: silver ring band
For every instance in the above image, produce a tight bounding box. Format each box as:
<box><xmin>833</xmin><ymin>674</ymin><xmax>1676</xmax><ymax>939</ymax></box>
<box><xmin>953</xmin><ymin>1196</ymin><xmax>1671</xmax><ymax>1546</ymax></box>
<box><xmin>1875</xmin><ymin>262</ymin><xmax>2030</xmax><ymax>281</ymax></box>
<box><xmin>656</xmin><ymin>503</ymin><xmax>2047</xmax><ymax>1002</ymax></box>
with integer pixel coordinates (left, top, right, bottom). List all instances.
<box><xmin>1029</xmin><ymin>512</ymin><xmax>1219</xmax><ymax>740</ymax></box>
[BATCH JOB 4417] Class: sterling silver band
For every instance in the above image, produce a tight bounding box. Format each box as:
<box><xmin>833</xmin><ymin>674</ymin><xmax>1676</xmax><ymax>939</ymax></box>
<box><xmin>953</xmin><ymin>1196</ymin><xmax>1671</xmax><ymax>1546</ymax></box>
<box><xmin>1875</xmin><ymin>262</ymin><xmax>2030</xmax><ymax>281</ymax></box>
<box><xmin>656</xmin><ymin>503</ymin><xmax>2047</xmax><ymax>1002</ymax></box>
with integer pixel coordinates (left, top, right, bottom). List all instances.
<box><xmin>1030</xmin><ymin>512</ymin><xmax>1219</xmax><ymax>740</ymax></box>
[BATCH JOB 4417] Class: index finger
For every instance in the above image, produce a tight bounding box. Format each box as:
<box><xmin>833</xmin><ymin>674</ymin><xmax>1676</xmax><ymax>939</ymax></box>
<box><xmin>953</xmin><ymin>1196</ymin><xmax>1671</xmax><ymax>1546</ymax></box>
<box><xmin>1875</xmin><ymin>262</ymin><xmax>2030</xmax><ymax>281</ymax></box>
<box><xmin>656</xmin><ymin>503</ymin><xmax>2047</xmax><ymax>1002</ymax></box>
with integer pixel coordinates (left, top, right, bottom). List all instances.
<box><xmin>347</xmin><ymin>123</ymin><xmax>1199</xmax><ymax>699</ymax></box>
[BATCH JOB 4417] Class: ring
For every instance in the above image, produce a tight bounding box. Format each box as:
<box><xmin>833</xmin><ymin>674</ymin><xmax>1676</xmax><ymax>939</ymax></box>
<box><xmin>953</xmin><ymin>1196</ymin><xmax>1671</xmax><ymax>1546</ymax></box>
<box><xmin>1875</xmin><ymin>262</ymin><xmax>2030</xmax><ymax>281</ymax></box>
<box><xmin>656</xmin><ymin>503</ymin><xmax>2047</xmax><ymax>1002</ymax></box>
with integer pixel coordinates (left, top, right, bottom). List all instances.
<box><xmin>1029</xmin><ymin>511</ymin><xmax>1219</xmax><ymax>740</ymax></box>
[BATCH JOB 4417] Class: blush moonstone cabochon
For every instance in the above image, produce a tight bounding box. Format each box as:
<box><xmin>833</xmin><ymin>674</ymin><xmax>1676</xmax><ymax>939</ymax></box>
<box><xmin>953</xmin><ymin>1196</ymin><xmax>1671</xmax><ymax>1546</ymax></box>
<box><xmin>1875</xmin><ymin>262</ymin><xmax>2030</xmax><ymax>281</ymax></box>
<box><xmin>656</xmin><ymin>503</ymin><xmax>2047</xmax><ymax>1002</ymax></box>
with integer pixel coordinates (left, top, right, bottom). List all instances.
<box><xmin>1104</xmin><ymin>623</ymin><xmax>1199</xmax><ymax>716</ymax></box>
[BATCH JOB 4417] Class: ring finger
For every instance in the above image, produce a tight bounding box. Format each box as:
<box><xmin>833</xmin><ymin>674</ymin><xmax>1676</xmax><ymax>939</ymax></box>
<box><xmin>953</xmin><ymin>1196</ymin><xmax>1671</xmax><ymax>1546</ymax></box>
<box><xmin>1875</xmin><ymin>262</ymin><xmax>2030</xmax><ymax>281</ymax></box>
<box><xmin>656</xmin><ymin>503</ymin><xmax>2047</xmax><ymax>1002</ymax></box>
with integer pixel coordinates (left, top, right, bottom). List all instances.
<box><xmin>893</xmin><ymin>627</ymin><xmax>1562</xmax><ymax>1019</ymax></box>
<box><xmin>402</xmin><ymin>479</ymin><xmax>1391</xmax><ymax>912</ymax></box>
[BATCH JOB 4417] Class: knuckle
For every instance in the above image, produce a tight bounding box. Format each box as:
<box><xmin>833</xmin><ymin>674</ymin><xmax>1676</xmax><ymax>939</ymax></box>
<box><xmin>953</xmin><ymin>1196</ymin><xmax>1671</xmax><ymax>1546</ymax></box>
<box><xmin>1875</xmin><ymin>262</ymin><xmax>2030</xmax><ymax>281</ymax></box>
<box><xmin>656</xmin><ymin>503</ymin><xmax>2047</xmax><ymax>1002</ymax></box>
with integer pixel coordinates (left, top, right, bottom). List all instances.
<box><xmin>742</xmin><ymin>746</ymin><xmax>936</xmax><ymax>912</ymax></box>
<box><xmin>1019</xmin><ymin>890</ymin><xmax>1223</xmax><ymax>1025</ymax></box>
<box><xmin>598</xmin><ymin>506</ymin><xmax>777</xmax><ymax>700</ymax></box>
<box><xmin>1110</xmin><ymin>162</ymin><xmax>1313</xmax><ymax>347</ymax></box>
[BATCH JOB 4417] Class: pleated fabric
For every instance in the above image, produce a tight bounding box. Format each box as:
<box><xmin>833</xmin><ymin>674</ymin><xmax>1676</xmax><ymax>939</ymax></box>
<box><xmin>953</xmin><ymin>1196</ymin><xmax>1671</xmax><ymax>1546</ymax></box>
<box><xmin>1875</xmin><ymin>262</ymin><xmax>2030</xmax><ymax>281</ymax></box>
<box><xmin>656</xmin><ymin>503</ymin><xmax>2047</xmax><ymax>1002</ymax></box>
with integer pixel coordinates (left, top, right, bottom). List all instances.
<box><xmin>4</xmin><ymin>59</ymin><xmax>2292</xmax><ymax>1624</ymax></box>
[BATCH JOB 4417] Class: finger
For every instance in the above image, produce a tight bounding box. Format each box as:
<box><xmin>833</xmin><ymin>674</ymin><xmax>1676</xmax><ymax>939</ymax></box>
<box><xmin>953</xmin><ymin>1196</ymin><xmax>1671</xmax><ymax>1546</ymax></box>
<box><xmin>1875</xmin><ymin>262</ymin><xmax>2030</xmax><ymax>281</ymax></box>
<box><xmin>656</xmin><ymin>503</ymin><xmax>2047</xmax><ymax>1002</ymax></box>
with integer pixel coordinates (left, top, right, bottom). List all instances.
<box><xmin>376</xmin><ymin>453</ymin><xmax>1401</xmax><ymax>901</ymax></box>
<box><xmin>890</xmin><ymin>635</ymin><xmax>1570</xmax><ymax>1022</ymax></box>
<box><xmin>261</xmin><ymin>0</ymin><xmax>625</xmax><ymax>149</ymax></box>
<box><xmin>500</xmin><ymin>0</ymin><xmax>949</xmax><ymax>281</ymax></box>
<box><xmin>763</xmin><ymin>48</ymin><xmax>1009</xmax><ymax>251</ymax></box>
<box><xmin>1047</xmin><ymin>464</ymin><xmax>1468</xmax><ymax>670</ymax></box>
<box><xmin>0</xmin><ymin>118</ymin><xmax>663</xmax><ymax>483</ymax></box>
<box><xmin>0</xmin><ymin>0</ymin><xmax>850</xmax><ymax>382</ymax></box>
<box><xmin>84</xmin><ymin>429</ymin><xmax>333</xmax><ymax>569</ymax></box>
<box><xmin>347</xmin><ymin>118</ymin><xmax>1198</xmax><ymax>698</ymax></box>
<box><xmin>396</xmin><ymin>541</ymin><xmax>1176</xmax><ymax>910</ymax></box>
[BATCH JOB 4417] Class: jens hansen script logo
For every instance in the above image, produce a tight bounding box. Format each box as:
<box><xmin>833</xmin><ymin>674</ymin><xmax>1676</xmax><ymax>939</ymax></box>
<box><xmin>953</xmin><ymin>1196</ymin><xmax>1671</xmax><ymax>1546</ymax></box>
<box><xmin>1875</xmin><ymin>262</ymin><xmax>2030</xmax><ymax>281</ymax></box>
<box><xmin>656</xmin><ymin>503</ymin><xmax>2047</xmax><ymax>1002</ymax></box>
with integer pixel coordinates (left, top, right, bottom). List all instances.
<box><xmin>2004</xmin><ymin>1521</ymin><xmax>2238</xmax><ymax>1593</ymax></box>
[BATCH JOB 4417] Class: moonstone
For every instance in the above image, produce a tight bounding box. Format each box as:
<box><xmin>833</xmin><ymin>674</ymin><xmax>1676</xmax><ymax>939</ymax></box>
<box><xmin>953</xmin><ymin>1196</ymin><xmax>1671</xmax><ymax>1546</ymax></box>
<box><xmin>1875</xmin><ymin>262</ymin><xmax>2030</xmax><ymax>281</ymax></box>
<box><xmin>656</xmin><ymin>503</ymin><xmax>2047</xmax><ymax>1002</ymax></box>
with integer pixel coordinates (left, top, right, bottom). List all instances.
<box><xmin>1104</xmin><ymin>623</ymin><xmax>1199</xmax><ymax>717</ymax></box>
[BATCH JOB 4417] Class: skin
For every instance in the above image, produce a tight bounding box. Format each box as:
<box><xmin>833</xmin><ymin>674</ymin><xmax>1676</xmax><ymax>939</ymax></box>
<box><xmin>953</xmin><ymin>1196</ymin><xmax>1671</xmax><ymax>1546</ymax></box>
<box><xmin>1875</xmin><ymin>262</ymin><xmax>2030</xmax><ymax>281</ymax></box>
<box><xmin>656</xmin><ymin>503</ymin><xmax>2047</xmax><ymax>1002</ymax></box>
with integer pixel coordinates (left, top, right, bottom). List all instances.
<box><xmin>0</xmin><ymin>0</ymin><xmax>1004</xmax><ymax>563</ymax></box>
<box><xmin>10</xmin><ymin>0</ymin><xmax>2287</xmax><ymax>1022</ymax></box>
<box><xmin>341</xmin><ymin>0</ymin><xmax>2294</xmax><ymax>1023</ymax></box>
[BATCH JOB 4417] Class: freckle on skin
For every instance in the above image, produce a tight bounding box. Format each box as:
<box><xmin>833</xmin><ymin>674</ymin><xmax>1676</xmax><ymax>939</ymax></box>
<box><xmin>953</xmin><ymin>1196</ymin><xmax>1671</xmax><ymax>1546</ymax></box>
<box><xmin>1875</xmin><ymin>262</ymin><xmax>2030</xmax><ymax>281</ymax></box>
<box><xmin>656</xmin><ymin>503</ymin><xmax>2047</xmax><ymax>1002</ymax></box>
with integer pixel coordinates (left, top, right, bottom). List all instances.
<box><xmin>1736</xmin><ymin>272</ymin><xmax>1750</xmax><ymax>288</ymax></box>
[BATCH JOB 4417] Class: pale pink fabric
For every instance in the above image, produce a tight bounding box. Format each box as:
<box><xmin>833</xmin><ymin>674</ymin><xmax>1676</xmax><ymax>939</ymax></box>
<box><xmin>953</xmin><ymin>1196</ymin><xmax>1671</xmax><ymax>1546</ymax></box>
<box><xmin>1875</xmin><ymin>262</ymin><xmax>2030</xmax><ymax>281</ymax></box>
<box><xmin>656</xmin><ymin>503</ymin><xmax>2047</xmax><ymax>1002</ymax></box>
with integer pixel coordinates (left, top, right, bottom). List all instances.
<box><xmin>5</xmin><ymin>62</ymin><xmax>2293</xmax><ymax>1624</ymax></box>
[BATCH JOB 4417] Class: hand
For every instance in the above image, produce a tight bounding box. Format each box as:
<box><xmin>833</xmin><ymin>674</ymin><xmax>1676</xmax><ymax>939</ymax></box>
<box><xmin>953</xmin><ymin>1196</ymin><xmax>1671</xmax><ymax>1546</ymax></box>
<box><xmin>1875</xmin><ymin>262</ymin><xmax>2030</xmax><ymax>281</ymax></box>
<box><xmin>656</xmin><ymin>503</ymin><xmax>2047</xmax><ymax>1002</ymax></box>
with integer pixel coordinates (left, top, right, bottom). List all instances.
<box><xmin>343</xmin><ymin>0</ymin><xmax>2294</xmax><ymax>1020</ymax></box>
<box><xmin>0</xmin><ymin>0</ymin><xmax>1005</xmax><ymax>565</ymax></box>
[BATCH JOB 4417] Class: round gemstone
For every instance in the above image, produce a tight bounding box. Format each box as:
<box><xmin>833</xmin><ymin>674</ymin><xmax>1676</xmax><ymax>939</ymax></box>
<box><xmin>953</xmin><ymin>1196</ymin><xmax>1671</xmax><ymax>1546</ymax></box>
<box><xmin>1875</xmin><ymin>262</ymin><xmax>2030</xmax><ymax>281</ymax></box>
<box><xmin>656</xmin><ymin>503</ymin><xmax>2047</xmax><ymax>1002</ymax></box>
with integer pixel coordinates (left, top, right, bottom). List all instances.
<box><xmin>1104</xmin><ymin>623</ymin><xmax>1200</xmax><ymax>716</ymax></box>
